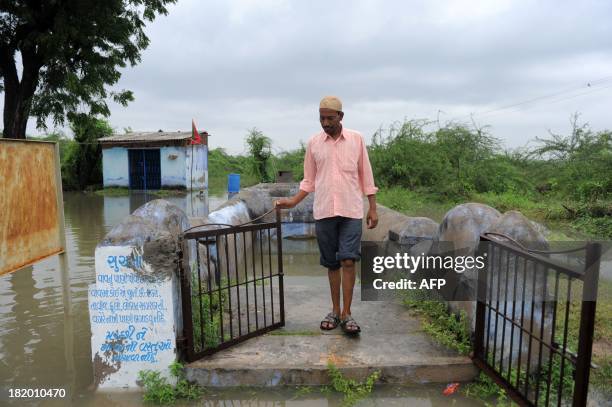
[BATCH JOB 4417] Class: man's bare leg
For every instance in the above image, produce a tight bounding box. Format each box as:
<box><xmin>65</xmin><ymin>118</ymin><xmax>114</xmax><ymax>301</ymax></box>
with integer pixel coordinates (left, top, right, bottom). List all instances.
<box><xmin>340</xmin><ymin>259</ymin><xmax>356</xmax><ymax>319</ymax></box>
<box><xmin>324</xmin><ymin>267</ymin><xmax>341</xmax><ymax>329</ymax></box>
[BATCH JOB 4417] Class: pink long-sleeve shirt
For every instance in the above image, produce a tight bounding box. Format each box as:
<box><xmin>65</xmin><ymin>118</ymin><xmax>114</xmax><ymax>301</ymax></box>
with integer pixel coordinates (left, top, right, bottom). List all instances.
<box><xmin>299</xmin><ymin>128</ymin><xmax>378</xmax><ymax>220</ymax></box>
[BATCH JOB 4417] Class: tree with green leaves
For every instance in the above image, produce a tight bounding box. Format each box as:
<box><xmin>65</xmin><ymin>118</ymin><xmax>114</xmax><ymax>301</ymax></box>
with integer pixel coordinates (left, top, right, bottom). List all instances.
<box><xmin>0</xmin><ymin>0</ymin><xmax>176</xmax><ymax>139</ymax></box>
<box><xmin>434</xmin><ymin>123</ymin><xmax>498</xmax><ymax>195</ymax></box>
<box><xmin>61</xmin><ymin>114</ymin><xmax>112</xmax><ymax>190</ymax></box>
<box><xmin>531</xmin><ymin>113</ymin><xmax>612</xmax><ymax>202</ymax></box>
<box><xmin>245</xmin><ymin>127</ymin><xmax>272</xmax><ymax>183</ymax></box>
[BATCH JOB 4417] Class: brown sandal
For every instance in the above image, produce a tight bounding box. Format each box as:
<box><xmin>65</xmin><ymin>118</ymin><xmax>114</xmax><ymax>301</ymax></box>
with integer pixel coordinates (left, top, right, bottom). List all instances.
<box><xmin>340</xmin><ymin>315</ymin><xmax>361</xmax><ymax>335</ymax></box>
<box><xmin>320</xmin><ymin>312</ymin><xmax>340</xmax><ymax>330</ymax></box>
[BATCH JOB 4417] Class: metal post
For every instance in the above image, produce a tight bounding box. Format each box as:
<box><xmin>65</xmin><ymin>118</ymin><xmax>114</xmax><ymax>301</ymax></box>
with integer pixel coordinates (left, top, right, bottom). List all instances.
<box><xmin>178</xmin><ymin>237</ymin><xmax>194</xmax><ymax>362</ymax></box>
<box><xmin>276</xmin><ymin>208</ymin><xmax>285</xmax><ymax>326</ymax></box>
<box><xmin>572</xmin><ymin>242</ymin><xmax>601</xmax><ymax>407</ymax></box>
<box><xmin>473</xmin><ymin>236</ymin><xmax>488</xmax><ymax>360</ymax></box>
<box><xmin>142</xmin><ymin>150</ymin><xmax>147</xmax><ymax>191</ymax></box>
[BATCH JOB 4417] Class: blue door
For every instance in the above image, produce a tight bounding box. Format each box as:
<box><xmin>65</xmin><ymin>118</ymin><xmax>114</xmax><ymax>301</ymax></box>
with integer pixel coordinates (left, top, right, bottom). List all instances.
<box><xmin>128</xmin><ymin>149</ymin><xmax>161</xmax><ymax>190</ymax></box>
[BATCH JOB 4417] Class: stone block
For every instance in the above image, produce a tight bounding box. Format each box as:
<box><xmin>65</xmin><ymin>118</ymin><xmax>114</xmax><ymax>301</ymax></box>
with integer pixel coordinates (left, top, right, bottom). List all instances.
<box><xmin>90</xmin><ymin>200</ymin><xmax>187</xmax><ymax>389</ymax></box>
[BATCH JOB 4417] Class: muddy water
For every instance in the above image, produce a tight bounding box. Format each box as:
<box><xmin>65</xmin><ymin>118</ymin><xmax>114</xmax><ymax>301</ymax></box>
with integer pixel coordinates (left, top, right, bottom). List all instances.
<box><xmin>0</xmin><ymin>192</ymin><xmax>225</xmax><ymax>406</ymax></box>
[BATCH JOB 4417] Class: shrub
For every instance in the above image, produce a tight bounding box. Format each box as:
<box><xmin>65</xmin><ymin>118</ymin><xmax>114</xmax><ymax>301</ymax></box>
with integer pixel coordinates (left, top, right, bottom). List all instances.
<box><xmin>63</xmin><ymin>114</ymin><xmax>112</xmax><ymax>190</ymax></box>
<box><xmin>245</xmin><ymin>127</ymin><xmax>273</xmax><ymax>183</ymax></box>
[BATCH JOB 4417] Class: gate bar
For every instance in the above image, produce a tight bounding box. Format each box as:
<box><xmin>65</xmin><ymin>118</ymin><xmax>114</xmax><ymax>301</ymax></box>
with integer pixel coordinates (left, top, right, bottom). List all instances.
<box><xmin>178</xmin><ymin>236</ymin><xmax>195</xmax><ymax>362</ymax></box>
<box><xmin>275</xmin><ymin>208</ymin><xmax>285</xmax><ymax>326</ymax></box>
<box><xmin>572</xmin><ymin>242</ymin><xmax>601</xmax><ymax>407</ymax></box>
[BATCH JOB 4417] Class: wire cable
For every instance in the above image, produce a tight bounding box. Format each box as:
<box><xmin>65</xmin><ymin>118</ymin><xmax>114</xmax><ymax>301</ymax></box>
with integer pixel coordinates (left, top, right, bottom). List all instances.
<box><xmin>446</xmin><ymin>75</ymin><xmax>612</xmax><ymax>122</ymax></box>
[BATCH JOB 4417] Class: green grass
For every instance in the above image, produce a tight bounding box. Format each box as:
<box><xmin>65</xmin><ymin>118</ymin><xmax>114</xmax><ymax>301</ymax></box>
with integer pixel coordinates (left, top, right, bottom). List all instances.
<box><xmin>402</xmin><ymin>296</ymin><xmax>472</xmax><ymax>356</ymax></box>
<box><xmin>149</xmin><ymin>189</ymin><xmax>187</xmax><ymax>197</ymax></box>
<box><xmin>463</xmin><ymin>372</ymin><xmax>511</xmax><ymax>406</ymax></box>
<box><xmin>191</xmin><ymin>292</ymin><xmax>224</xmax><ymax>350</ymax></box>
<box><xmin>377</xmin><ymin>186</ymin><xmax>610</xmax><ymax>239</ymax></box>
<box><xmin>92</xmin><ymin>187</ymin><xmax>187</xmax><ymax>197</ymax></box>
<box><xmin>138</xmin><ymin>361</ymin><xmax>203</xmax><ymax>404</ymax></box>
<box><xmin>471</xmin><ymin>191</ymin><xmax>612</xmax><ymax>239</ymax></box>
<box><xmin>326</xmin><ymin>362</ymin><xmax>380</xmax><ymax>406</ymax></box>
<box><xmin>94</xmin><ymin>187</ymin><xmax>130</xmax><ymax>196</ymax></box>
<box><xmin>190</xmin><ymin>274</ymin><xmax>229</xmax><ymax>351</ymax></box>
<box><xmin>376</xmin><ymin>187</ymin><xmax>457</xmax><ymax>221</ymax></box>
<box><xmin>572</xmin><ymin>216</ymin><xmax>612</xmax><ymax>239</ymax></box>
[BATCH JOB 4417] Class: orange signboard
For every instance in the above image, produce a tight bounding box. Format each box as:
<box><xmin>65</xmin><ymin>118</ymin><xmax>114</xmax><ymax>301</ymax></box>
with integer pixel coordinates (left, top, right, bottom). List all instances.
<box><xmin>0</xmin><ymin>139</ymin><xmax>65</xmax><ymax>275</ymax></box>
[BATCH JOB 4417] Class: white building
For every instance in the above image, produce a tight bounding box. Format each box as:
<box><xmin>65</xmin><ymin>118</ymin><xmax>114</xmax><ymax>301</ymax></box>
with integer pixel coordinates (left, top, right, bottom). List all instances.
<box><xmin>99</xmin><ymin>131</ymin><xmax>209</xmax><ymax>190</ymax></box>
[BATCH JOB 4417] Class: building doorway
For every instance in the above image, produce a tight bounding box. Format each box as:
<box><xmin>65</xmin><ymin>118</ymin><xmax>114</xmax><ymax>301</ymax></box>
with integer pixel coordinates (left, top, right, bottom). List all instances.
<box><xmin>128</xmin><ymin>149</ymin><xmax>161</xmax><ymax>190</ymax></box>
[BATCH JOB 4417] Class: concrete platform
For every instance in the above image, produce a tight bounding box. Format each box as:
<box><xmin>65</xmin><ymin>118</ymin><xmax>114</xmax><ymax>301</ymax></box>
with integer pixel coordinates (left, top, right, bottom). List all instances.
<box><xmin>185</xmin><ymin>276</ymin><xmax>478</xmax><ymax>386</ymax></box>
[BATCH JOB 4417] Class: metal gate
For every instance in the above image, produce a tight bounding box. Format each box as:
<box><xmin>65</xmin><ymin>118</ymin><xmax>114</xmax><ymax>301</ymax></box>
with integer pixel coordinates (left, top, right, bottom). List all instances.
<box><xmin>473</xmin><ymin>234</ymin><xmax>601</xmax><ymax>407</ymax></box>
<box><xmin>128</xmin><ymin>149</ymin><xmax>161</xmax><ymax>190</ymax></box>
<box><xmin>177</xmin><ymin>209</ymin><xmax>285</xmax><ymax>362</ymax></box>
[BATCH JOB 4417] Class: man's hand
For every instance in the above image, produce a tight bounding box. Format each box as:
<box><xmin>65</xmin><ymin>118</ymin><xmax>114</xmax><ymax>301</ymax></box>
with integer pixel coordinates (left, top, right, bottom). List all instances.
<box><xmin>275</xmin><ymin>190</ymin><xmax>309</xmax><ymax>209</ymax></box>
<box><xmin>275</xmin><ymin>197</ymin><xmax>297</xmax><ymax>209</ymax></box>
<box><xmin>366</xmin><ymin>207</ymin><xmax>378</xmax><ymax>229</ymax></box>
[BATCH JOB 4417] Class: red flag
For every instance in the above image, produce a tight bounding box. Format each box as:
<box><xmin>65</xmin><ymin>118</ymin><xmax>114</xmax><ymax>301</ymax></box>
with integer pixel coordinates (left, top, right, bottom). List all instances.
<box><xmin>191</xmin><ymin>119</ymin><xmax>202</xmax><ymax>145</ymax></box>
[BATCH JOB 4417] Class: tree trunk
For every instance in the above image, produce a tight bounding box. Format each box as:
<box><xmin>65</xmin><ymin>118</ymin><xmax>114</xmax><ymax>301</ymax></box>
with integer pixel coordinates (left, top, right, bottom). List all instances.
<box><xmin>3</xmin><ymin>92</ymin><xmax>31</xmax><ymax>140</ymax></box>
<box><xmin>1</xmin><ymin>46</ymin><xmax>40</xmax><ymax>139</ymax></box>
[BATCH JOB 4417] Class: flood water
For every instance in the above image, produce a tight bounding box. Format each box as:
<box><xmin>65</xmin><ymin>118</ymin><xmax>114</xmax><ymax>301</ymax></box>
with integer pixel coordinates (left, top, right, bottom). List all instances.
<box><xmin>0</xmin><ymin>191</ymin><xmax>224</xmax><ymax>406</ymax></box>
<box><xmin>2</xmin><ymin>191</ymin><xmax>607</xmax><ymax>406</ymax></box>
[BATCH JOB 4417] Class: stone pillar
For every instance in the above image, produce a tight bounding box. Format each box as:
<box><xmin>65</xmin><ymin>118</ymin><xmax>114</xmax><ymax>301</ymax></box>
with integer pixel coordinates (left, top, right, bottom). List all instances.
<box><xmin>186</xmin><ymin>144</ymin><xmax>208</xmax><ymax>191</ymax></box>
<box><xmin>88</xmin><ymin>200</ymin><xmax>189</xmax><ymax>389</ymax></box>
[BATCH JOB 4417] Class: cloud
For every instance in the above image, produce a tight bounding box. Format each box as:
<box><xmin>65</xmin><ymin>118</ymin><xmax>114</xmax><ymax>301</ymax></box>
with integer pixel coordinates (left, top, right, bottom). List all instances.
<box><xmin>5</xmin><ymin>0</ymin><xmax>612</xmax><ymax>153</ymax></box>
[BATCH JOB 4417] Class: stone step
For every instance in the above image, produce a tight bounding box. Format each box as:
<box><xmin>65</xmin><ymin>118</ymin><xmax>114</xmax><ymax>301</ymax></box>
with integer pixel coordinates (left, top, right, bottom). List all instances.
<box><xmin>184</xmin><ymin>276</ymin><xmax>477</xmax><ymax>387</ymax></box>
<box><xmin>185</xmin><ymin>331</ymin><xmax>477</xmax><ymax>386</ymax></box>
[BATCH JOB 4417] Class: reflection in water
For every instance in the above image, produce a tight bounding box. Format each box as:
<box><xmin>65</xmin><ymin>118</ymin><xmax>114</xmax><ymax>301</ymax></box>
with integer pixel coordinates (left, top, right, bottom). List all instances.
<box><xmin>155</xmin><ymin>385</ymin><xmax>484</xmax><ymax>406</ymax></box>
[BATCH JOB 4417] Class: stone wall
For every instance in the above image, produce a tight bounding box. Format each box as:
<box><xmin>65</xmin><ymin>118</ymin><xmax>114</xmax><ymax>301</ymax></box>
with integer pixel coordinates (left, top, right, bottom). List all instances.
<box><xmin>89</xmin><ymin>200</ymin><xmax>188</xmax><ymax>389</ymax></box>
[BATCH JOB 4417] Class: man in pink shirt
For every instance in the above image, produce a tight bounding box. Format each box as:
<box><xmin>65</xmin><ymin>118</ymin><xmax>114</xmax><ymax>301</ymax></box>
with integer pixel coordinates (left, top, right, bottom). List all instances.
<box><xmin>275</xmin><ymin>96</ymin><xmax>378</xmax><ymax>335</ymax></box>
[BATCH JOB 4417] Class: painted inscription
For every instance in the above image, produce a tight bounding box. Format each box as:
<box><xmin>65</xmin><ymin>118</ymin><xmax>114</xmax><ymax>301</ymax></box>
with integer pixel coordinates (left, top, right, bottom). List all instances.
<box><xmin>90</xmin><ymin>255</ymin><xmax>167</xmax><ymax>328</ymax></box>
<box><xmin>90</xmin><ymin>247</ymin><xmax>176</xmax><ymax>371</ymax></box>
<box><xmin>106</xmin><ymin>254</ymin><xmax>143</xmax><ymax>272</ymax></box>
<box><xmin>100</xmin><ymin>325</ymin><xmax>172</xmax><ymax>363</ymax></box>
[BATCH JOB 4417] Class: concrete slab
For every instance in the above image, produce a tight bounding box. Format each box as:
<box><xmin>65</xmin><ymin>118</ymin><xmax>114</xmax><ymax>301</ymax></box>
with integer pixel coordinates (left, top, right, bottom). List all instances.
<box><xmin>185</xmin><ymin>276</ymin><xmax>478</xmax><ymax>386</ymax></box>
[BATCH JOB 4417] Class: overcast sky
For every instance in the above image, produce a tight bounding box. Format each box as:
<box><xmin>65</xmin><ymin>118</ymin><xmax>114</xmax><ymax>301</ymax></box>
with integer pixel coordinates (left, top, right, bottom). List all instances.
<box><xmin>25</xmin><ymin>0</ymin><xmax>612</xmax><ymax>153</ymax></box>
